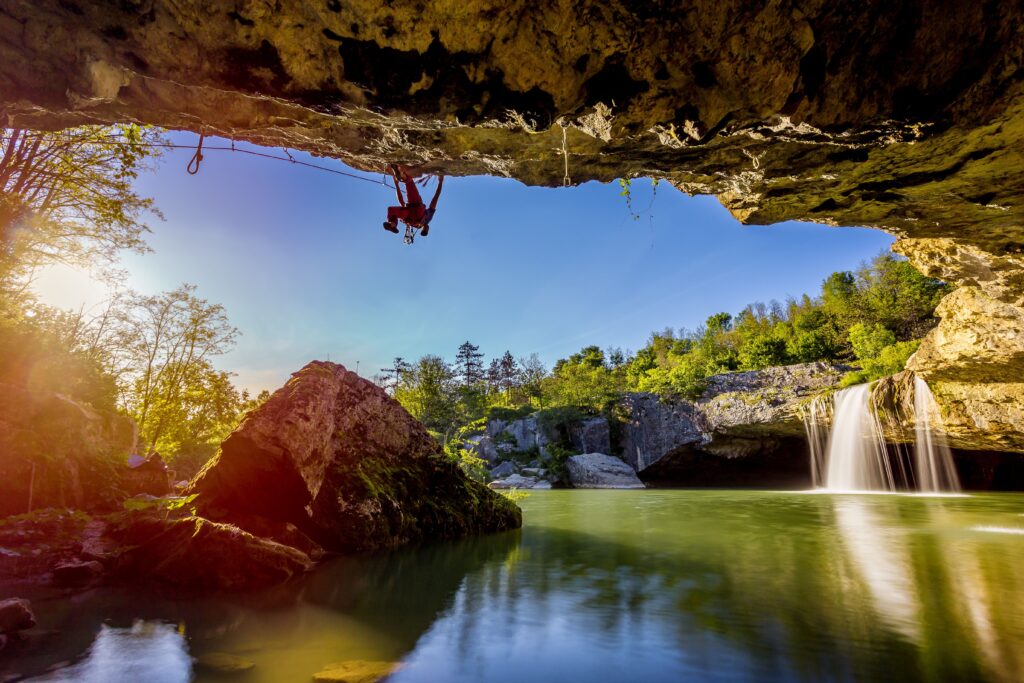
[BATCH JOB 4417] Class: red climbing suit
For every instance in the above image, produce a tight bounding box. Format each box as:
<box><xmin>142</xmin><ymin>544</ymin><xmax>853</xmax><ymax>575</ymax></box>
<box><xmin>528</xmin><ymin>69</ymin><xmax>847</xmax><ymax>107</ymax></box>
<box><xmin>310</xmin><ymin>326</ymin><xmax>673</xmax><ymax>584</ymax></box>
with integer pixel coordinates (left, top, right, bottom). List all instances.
<box><xmin>386</xmin><ymin>166</ymin><xmax>443</xmax><ymax>228</ymax></box>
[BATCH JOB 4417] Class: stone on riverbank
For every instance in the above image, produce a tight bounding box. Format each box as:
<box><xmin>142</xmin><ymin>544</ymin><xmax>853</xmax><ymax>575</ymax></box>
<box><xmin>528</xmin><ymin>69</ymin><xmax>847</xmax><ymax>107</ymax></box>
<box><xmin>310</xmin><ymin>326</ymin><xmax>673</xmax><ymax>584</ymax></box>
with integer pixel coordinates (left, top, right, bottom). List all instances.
<box><xmin>566</xmin><ymin>454</ymin><xmax>645</xmax><ymax>489</ymax></box>
<box><xmin>109</xmin><ymin>513</ymin><xmax>314</xmax><ymax>591</ymax></box>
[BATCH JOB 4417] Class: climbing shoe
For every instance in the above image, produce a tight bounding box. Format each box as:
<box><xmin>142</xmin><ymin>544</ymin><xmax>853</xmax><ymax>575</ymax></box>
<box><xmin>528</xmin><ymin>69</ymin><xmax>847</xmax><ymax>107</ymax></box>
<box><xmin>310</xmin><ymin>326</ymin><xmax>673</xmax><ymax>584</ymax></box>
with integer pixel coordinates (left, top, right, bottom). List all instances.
<box><xmin>383</xmin><ymin>221</ymin><xmax>399</xmax><ymax>233</ymax></box>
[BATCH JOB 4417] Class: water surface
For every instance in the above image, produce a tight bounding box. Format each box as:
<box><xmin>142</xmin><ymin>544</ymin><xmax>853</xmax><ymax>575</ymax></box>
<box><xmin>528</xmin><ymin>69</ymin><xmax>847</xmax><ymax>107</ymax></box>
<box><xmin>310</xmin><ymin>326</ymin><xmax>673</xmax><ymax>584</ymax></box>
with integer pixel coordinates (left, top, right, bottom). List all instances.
<box><xmin>5</xmin><ymin>490</ymin><xmax>1024</xmax><ymax>682</ymax></box>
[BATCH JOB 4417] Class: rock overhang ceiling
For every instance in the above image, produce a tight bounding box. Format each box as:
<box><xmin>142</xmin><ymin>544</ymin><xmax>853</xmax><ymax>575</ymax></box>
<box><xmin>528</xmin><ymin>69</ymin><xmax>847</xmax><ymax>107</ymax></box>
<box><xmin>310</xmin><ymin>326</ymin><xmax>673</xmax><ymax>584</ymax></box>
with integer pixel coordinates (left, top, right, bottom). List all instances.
<box><xmin>2</xmin><ymin>0</ymin><xmax>1023</xmax><ymax>447</ymax></box>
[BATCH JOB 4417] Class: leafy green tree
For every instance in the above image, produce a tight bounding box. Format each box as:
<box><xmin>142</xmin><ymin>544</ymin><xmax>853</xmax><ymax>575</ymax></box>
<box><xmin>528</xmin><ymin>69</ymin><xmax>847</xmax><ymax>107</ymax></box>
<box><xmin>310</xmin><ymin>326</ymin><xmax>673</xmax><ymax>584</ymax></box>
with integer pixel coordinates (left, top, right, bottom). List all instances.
<box><xmin>394</xmin><ymin>355</ymin><xmax>459</xmax><ymax>434</ymax></box>
<box><xmin>740</xmin><ymin>335</ymin><xmax>789</xmax><ymax>370</ymax></box>
<box><xmin>1</xmin><ymin>125</ymin><xmax>164</xmax><ymax>289</ymax></box>
<box><xmin>848</xmin><ymin>322</ymin><xmax>897</xmax><ymax>360</ymax></box>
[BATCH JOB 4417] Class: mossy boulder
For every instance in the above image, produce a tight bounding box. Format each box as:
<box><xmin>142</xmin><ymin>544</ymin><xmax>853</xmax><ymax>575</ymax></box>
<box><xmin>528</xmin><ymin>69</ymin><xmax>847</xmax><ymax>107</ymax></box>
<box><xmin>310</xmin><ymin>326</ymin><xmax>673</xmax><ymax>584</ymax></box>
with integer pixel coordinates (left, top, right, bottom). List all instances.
<box><xmin>189</xmin><ymin>361</ymin><xmax>520</xmax><ymax>552</ymax></box>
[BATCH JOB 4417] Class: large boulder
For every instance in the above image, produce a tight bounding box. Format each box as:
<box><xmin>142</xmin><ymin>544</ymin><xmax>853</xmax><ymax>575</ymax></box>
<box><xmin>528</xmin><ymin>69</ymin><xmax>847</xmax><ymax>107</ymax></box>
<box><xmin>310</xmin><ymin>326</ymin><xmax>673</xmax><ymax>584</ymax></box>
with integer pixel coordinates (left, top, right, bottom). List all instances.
<box><xmin>189</xmin><ymin>361</ymin><xmax>521</xmax><ymax>552</ymax></box>
<box><xmin>0</xmin><ymin>385</ymin><xmax>136</xmax><ymax>517</ymax></box>
<box><xmin>565</xmin><ymin>454</ymin><xmax>645</xmax><ymax>489</ymax></box>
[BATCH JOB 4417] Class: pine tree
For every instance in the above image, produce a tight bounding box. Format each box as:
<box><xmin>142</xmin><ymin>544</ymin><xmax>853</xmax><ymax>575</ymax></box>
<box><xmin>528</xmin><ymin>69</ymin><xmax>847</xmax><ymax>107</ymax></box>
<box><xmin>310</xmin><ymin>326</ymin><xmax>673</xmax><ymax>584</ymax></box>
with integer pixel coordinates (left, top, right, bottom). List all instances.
<box><xmin>379</xmin><ymin>357</ymin><xmax>411</xmax><ymax>394</ymax></box>
<box><xmin>454</xmin><ymin>340</ymin><xmax>485</xmax><ymax>386</ymax></box>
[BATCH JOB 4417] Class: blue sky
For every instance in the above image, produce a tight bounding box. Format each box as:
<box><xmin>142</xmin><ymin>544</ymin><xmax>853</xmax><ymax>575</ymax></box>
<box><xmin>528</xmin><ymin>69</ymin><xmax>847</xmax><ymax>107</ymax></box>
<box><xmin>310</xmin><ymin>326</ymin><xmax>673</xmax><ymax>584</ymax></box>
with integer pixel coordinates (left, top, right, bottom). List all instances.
<box><xmin>34</xmin><ymin>134</ymin><xmax>894</xmax><ymax>393</ymax></box>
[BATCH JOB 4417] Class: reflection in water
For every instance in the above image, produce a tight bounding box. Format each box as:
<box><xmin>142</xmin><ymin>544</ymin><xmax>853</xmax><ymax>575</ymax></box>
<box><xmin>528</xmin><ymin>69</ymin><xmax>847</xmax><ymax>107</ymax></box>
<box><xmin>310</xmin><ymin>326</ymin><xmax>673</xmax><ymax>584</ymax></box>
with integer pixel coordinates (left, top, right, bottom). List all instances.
<box><xmin>28</xmin><ymin>621</ymin><xmax>192</xmax><ymax>682</ymax></box>
<box><xmin>3</xmin><ymin>491</ymin><xmax>1023</xmax><ymax>683</ymax></box>
<box><xmin>833</xmin><ymin>497</ymin><xmax>921</xmax><ymax>642</ymax></box>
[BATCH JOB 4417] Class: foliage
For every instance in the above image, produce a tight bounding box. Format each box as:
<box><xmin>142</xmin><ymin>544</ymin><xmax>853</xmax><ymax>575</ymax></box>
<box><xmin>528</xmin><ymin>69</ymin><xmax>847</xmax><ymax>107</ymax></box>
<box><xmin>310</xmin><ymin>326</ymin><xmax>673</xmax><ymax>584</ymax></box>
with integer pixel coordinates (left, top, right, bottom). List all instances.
<box><xmin>1</xmin><ymin>125</ymin><xmax>164</xmax><ymax>290</ymax></box>
<box><xmin>123</xmin><ymin>493</ymin><xmax>199</xmax><ymax>515</ymax></box>
<box><xmin>848</xmin><ymin>322</ymin><xmax>897</xmax><ymax>360</ymax></box>
<box><xmin>841</xmin><ymin>341</ymin><xmax>920</xmax><ymax>387</ymax></box>
<box><xmin>624</xmin><ymin>252</ymin><xmax>946</xmax><ymax>398</ymax></box>
<box><xmin>497</xmin><ymin>488</ymin><xmax>530</xmax><ymax>503</ymax></box>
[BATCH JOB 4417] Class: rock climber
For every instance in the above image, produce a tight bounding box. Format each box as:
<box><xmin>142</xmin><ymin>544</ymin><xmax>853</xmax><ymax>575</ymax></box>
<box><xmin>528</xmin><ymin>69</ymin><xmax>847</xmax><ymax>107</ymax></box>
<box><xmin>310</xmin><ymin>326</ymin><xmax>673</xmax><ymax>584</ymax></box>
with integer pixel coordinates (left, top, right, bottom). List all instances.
<box><xmin>383</xmin><ymin>164</ymin><xmax>444</xmax><ymax>244</ymax></box>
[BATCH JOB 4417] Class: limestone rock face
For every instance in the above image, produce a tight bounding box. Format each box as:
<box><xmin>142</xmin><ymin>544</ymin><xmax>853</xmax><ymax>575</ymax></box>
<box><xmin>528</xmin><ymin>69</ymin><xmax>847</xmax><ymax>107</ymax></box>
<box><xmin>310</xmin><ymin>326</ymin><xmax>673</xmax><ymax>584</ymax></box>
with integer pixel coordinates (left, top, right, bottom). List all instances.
<box><xmin>700</xmin><ymin>363</ymin><xmax>849</xmax><ymax>438</ymax></box>
<box><xmin>189</xmin><ymin>361</ymin><xmax>520</xmax><ymax>552</ymax></box>
<box><xmin>620</xmin><ymin>393</ymin><xmax>705</xmax><ymax>472</ymax></box>
<box><xmin>0</xmin><ymin>385</ymin><xmax>136</xmax><ymax>517</ymax></box>
<box><xmin>621</xmin><ymin>363</ymin><xmax>848</xmax><ymax>474</ymax></box>
<box><xmin>570</xmin><ymin>417</ymin><xmax>611</xmax><ymax>455</ymax></box>
<box><xmin>565</xmin><ymin>454</ymin><xmax>645</xmax><ymax>489</ymax></box>
<box><xmin>3</xmin><ymin>1</ymin><xmax>1024</xmax><ymax>256</ymax></box>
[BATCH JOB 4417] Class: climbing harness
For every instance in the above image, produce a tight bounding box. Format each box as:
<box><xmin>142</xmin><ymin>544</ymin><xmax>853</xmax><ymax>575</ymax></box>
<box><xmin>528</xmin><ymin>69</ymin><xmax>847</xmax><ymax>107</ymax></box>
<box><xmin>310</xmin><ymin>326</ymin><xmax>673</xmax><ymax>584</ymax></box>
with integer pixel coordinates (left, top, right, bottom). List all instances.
<box><xmin>186</xmin><ymin>133</ymin><xmax>205</xmax><ymax>175</ymax></box>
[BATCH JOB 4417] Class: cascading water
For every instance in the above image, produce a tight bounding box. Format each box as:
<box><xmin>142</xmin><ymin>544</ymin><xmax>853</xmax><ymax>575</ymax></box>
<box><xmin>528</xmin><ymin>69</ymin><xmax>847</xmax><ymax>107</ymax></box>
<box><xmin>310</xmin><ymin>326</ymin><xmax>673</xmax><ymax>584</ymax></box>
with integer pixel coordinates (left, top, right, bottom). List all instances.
<box><xmin>805</xmin><ymin>377</ymin><xmax>962</xmax><ymax>493</ymax></box>
<box><xmin>823</xmin><ymin>384</ymin><xmax>897</xmax><ymax>491</ymax></box>
<box><xmin>914</xmin><ymin>376</ymin><xmax>961</xmax><ymax>492</ymax></box>
<box><xmin>802</xmin><ymin>395</ymin><xmax>830</xmax><ymax>488</ymax></box>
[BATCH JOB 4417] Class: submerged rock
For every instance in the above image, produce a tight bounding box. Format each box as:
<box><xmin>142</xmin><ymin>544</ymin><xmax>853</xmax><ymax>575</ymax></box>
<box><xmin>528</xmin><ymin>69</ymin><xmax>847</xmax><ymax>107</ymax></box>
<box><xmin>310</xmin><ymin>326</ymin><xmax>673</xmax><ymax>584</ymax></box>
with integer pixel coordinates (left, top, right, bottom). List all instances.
<box><xmin>565</xmin><ymin>454</ymin><xmax>645</xmax><ymax>489</ymax></box>
<box><xmin>51</xmin><ymin>560</ymin><xmax>103</xmax><ymax>587</ymax></box>
<box><xmin>0</xmin><ymin>598</ymin><xmax>34</xmax><ymax>634</ymax></box>
<box><xmin>312</xmin><ymin>660</ymin><xmax>403</xmax><ymax>682</ymax></box>
<box><xmin>195</xmin><ymin>652</ymin><xmax>256</xmax><ymax>674</ymax></box>
<box><xmin>189</xmin><ymin>361</ymin><xmax>520</xmax><ymax>553</ymax></box>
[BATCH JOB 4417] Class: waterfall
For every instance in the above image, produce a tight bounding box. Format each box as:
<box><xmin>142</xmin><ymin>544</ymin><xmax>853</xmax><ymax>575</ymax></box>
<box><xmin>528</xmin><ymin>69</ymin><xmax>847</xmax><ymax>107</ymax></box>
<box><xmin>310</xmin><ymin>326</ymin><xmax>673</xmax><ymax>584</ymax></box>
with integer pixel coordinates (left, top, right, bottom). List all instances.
<box><xmin>823</xmin><ymin>384</ymin><xmax>897</xmax><ymax>491</ymax></box>
<box><xmin>914</xmin><ymin>376</ymin><xmax>961</xmax><ymax>492</ymax></box>
<box><xmin>802</xmin><ymin>395</ymin><xmax>830</xmax><ymax>488</ymax></box>
<box><xmin>806</xmin><ymin>377</ymin><xmax>961</xmax><ymax>493</ymax></box>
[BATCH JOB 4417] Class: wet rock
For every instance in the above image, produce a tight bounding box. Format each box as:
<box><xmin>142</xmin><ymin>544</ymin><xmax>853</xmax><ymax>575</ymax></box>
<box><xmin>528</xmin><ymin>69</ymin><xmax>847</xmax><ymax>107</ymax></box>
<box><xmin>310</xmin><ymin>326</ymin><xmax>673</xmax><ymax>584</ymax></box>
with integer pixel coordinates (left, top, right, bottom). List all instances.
<box><xmin>312</xmin><ymin>660</ymin><xmax>403</xmax><ymax>682</ymax></box>
<box><xmin>565</xmin><ymin>454</ymin><xmax>645</xmax><ymax>489</ymax></box>
<box><xmin>0</xmin><ymin>598</ymin><xmax>35</xmax><ymax>634</ymax></box>
<box><xmin>195</xmin><ymin>652</ymin><xmax>256</xmax><ymax>674</ymax></box>
<box><xmin>189</xmin><ymin>361</ymin><xmax>520</xmax><ymax>553</ymax></box>
<box><xmin>570</xmin><ymin>417</ymin><xmax>611</xmax><ymax>455</ymax></box>
<box><xmin>619</xmin><ymin>394</ymin><xmax>705</xmax><ymax>472</ymax></box>
<box><xmin>52</xmin><ymin>560</ymin><xmax>103</xmax><ymax>587</ymax></box>
<box><xmin>108</xmin><ymin>513</ymin><xmax>314</xmax><ymax>591</ymax></box>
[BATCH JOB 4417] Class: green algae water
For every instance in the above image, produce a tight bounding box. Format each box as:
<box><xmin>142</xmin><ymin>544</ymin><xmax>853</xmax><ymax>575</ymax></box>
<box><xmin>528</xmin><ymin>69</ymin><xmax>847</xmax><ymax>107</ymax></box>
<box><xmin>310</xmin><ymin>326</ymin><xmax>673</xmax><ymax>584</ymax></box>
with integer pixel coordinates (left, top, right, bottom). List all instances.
<box><xmin>5</xmin><ymin>490</ymin><xmax>1024</xmax><ymax>682</ymax></box>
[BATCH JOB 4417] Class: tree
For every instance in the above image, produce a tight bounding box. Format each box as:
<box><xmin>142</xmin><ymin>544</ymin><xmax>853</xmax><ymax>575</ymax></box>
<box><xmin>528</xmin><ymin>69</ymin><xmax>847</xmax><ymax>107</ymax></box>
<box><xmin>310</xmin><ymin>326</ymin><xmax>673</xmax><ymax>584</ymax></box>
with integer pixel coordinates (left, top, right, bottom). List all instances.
<box><xmin>394</xmin><ymin>355</ymin><xmax>458</xmax><ymax>433</ymax></box>
<box><xmin>496</xmin><ymin>351</ymin><xmax>520</xmax><ymax>404</ymax></box>
<box><xmin>848</xmin><ymin>322</ymin><xmax>897</xmax><ymax>361</ymax></box>
<box><xmin>519</xmin><ymin>353</ymin><xmax>548</xmax><ymax>408</ymax></box>
<box><xmin>117</xmin><ymin>285</ymin><xmax>239</xmax><ymax>451</ymax></box>
<box><xmin>378</xmin><ymin>357</ymin><xmax>411</xmax><ymax>394</ymax></box>
<box><xmin>1</xmin><ymin>125</ymin><xmax>164</xmax><ymax>290</ymax></box>
<box><xmin>454</xmin><ymin>340</ymin><xmax>485</xmax><ymax>386</ymax></box>
<box><xmin>740</xmin><ymin>335</ymin><xmax>789</xmax><ymax>370</ymax></box>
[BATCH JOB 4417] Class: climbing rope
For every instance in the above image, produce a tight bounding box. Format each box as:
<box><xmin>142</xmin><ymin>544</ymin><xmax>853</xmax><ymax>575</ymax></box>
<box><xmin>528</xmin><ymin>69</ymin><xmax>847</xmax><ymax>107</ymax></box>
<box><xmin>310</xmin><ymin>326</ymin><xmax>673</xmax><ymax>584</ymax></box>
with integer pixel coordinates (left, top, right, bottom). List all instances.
<box><xmin>561</xmin><ymin>124</ymin><xmax>571</xmax><ymax>187</ymax></box>
<box><xmin>186</xmin><ymin>132</ymin><xmax>205</xmax><ymax>175</ymax></box>
<box><xmin>69</xmin><ymin>133</ymin><xmax>397</xmax><ymax>189</ymax></box>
